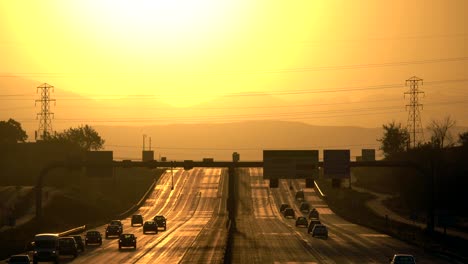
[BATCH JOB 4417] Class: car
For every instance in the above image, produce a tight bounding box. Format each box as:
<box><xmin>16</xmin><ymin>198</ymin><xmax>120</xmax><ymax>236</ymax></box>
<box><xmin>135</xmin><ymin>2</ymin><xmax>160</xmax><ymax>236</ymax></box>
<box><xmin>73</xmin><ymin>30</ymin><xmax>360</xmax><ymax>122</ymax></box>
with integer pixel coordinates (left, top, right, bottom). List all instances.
<box><xmin>71</xmin><ymin>235</ymin><xmax>85</xmax><ymax>252</ymax></box>
<box><xmin>308</xmin><ymin>208</ymin><xmax>319</xmax><ymax>219</ymax></box>
<box><xmin>119</xmin><ymin>233</ymin><xmax>137</xmax><ymax>249</ymax></box>
<box><xmin>85</xmin><ymin>230</ymin><xmax>102</xmax><ymax>246</ymax></box>
<box><xmin>283</xmin><ymin>208</ymin><xmax>295</xmax><ymax>219</ymax></box>
<box><xmin>58</xmin><ymin>236</ymin><xmax>78</xmax><ymax>257</ymax></box>
<box><xmin>390</xmin><ymin>254</ymin><xmax>416</xmax><ymax>264</ymax></box>
<box><xmin>307</xmin><ymin>218</ymin><xmax>321</xmax><ymax>233</ymax></box>
<box><xmin>299</xmin><ymin>202</ymin><xmax>310</xmax><ymax>213</ymax></box>
<box><xmin>131</xmin><ymin>214</ymin><xmax>143</xmax><ymax>226</ymax></box>
<box><xmin>311</xmin><ymin>224</ymin><xmax>328</xmax><ymax>239</ymax></box>
<box><xmin>295</xmin><ymin>216</ymin><xmax>308</xmax><ymax>227</ymax></box>
<box><xmin>295</xmin><ymin>190</ymin><xmax>305</xmax><ymax>201</ymax></box>
<box><xmin>279</xmin><ymin>203</ymin><xmax>290</xmax><ymax>213</ymax></box>
<box><xmin>32</xmin><ymin>233</ymin><xmax>60</xmax><ymax>264</ymax></box>
<box><xmin>6</xmin><ymin>255</ymin><xmax>30</xmax><ymax>264</ymax></box>
<box><xmin>109</xmin><ymin>220</ymin><xmax>124</xmax><ymax>231</ymax></box>
<box><xmin>154</xmin><ymin>215</ymin><xmax>167</xmax><ymax>231</ymax></box>
<box><xmin>106</xmin><ymin>224</ymin><xmax>123</xmax><ymax>238</ymax></box>
<box><xmin>143</xmin><ymin>220</ymin><xmax>158</xmax><ymax>234</ymax></box>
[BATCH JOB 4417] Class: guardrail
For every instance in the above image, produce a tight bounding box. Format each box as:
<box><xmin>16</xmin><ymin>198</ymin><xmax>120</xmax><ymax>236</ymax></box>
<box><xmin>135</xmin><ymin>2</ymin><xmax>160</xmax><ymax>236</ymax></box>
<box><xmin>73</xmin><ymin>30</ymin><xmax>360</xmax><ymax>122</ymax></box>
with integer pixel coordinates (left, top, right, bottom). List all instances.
<box><xmin>314</xmin><ymin>181</ymin><xmax>326</xmax><ymax>197</ymax></box>
<box><xmin>58</xmin><ymin>225</ymin><xmax>87</xmax><ymax>237</ymax></box>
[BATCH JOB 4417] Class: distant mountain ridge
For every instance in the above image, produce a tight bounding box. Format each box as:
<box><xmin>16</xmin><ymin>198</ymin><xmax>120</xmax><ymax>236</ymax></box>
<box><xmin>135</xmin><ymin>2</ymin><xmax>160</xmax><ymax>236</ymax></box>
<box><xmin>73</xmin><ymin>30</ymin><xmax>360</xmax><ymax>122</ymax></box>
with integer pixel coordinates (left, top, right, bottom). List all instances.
<box><xmin>95</xmin><ymin>120</ymin><xmax>468</xmax><ymax>161</ymax></box>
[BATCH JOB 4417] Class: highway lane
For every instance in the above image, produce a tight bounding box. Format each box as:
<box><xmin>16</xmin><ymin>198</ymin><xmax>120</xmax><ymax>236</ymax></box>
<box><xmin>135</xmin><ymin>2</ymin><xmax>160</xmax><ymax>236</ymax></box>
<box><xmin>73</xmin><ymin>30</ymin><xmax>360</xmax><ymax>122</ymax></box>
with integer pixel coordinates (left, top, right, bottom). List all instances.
<box><xmin>67</xmin><ymin>167</ymin><xmax>228</xmax><ymax>264</ymax></box>
<box><xmin>231</xmin><ymin>168</ymin><xmax>455</xmax><ymax>264</ymax></box>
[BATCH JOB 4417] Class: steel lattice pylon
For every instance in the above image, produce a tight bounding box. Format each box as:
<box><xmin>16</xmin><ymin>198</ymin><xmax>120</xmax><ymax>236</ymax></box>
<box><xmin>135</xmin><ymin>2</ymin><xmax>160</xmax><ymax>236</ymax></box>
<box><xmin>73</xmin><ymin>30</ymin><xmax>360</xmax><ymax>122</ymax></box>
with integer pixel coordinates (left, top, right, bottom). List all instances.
<box><xmin>405</xmin><ymin>76</ymin><xmax>425</xmax><ymax>148</ymax></box>
<box><xmin>35</xmin><ymin>83</ymin><xmax>56</xmax><ymax>140</ymax></box>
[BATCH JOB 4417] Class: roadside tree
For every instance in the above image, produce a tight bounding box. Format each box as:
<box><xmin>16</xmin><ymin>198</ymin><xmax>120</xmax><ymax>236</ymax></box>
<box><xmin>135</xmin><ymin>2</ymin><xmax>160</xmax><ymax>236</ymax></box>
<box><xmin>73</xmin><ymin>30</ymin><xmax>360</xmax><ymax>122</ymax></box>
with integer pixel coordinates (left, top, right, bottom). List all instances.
<box><xmin>377</xmin><ymin>121</ymin><xmax>409</xmax><ymax>158</ymax></box>
<box><xmin>45</xmin><ymin>125</ymin><xmax>105</xmax><ymax>151</ymax></box>
<box><xmin>0</xmin><ymin>118</ymin><xmax>28</xmax><ymax>144</ymax></box>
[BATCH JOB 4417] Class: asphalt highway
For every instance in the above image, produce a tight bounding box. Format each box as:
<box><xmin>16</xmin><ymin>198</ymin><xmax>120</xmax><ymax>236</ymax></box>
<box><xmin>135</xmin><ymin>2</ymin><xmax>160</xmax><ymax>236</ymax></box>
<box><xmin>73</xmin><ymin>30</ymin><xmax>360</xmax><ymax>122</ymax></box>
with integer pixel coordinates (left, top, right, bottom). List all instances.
<box><xmin>230</xmin><ymin>168</ymin><xmax>454</xmax><ymax>264</ymax></box>
<box><xmin>67</xmin><ymin>167</ymin><xmax>228</xmax><ymax>264</ymax></box>
<box><xmin>7</xmin><ymin>167</ymin><xmax>459</xmax><ymax>263</ymax></box>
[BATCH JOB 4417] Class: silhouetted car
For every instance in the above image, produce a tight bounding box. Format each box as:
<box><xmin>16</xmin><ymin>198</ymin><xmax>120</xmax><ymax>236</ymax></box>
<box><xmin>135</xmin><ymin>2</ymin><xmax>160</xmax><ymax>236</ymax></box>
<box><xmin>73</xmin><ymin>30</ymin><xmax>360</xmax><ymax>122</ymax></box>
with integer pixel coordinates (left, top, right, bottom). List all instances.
<box><xmin>279</xmin><ymin>203</ymin><xmax>290</xmax><ymax>213</ymax></box>
<box><xmin>390</xmin><ymin>254</ymin><xmax>416</xmax><ymax>264</ymax></box>
<box><xmin>109</xmin><ymin>220</ymin><xmax>124</xmax><ymax>231</ymax></box>
<box><xmin>106</xmin><ymin>224</ymin><xmax>122</xmax><ymax>238</ymax></box>
<box><xmin>143</xmin><ymin>220</ymin><xmax>158</xmax><ymax>234</ymax></box>
<box><xmin>58</xmin><ymin>237</ymin><xmax>78</xmax><ymax>257</ymax></box>
<box><xmin>295</xmin><ymin>216</ymin><xmax>308</xmax><ymax>227</ymax></box>
<box><xmin>299</xmin><ymin>202</ymin><xmax>310</xmax><ymax>213</ymax></box>
<box><xmin>307</xmin><ymin>218</ymin><xmax>321</xmax><ymax>233</ymax></box>
<box><xmin>119</xmin><ymin>233</ymin><xmax>137</xmax><ymax>249</ymax></box>
<box><xmin>308</xmin><ymin>208</ymin><xmax>319</xmax><ymax>219</ymax></box>
<box><xmin>311</xmin><ymin>224</ymin><xmax>328</xmax><ymax>239</ymax></box>
<box><xmin>154</xmin><ymin>215</ymin><xmax>167</xmax><ymax>231</ymax></box>
<box><xmin>6</xmin><ymin>255</ymin><xmax>30</xmax><ymax>264</ymax></box>
<box><xmin>283</xmin><ymin>208</ymin><xmax>295</xmax><ymax>219</ymax></box>
<box><xmin>85</xmin><ymin>230</ymin><xmax>102</xmax><ymax>246</ymax></box>
<box><xmin>295</xmin><ymin>190</ymin><xmax>305</xmax><ymax>201</ymax></box>
<box><xmin>131</xmin><ymin>214</ymin><xmax>143</xmax><ymax>226</ymax></box>
<box><xmin>71</xmin><ymin>235</ymin><xmax>85</xmax><ymax>252</ymax></box>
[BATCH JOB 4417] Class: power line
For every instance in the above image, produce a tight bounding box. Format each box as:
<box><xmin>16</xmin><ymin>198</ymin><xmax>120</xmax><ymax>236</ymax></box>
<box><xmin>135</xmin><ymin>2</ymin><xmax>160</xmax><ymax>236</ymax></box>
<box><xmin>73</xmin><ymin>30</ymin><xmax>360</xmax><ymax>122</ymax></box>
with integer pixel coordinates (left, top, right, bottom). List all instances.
<box><xmin>1</xmin><ymin>78</ymin><xmax>468</xmax><ymax>101</ymax></box>
<box><xmin>1</xmin><ymin>56</ymin><xmax>467</xmax><ymax>79</ymax></box>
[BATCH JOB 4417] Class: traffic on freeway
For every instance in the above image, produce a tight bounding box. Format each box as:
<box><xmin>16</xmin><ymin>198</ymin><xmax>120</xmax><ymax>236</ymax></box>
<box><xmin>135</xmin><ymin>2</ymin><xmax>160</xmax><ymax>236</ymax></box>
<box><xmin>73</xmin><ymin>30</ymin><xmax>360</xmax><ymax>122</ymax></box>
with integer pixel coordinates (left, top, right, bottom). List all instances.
<box><xmin>4</xmin><ymin>167</ymin><xmax>458</xmax><ymax>264</ymax></box>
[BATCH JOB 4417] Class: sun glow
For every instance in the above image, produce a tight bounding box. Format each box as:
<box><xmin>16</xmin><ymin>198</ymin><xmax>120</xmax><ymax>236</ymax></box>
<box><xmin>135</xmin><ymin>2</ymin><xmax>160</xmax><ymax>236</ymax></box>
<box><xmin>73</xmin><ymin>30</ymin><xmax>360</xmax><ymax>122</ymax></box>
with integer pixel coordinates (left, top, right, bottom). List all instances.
<box><xmin>1</xmin><ymin>1</ymin><xmax>321</xmax><ymax>107</ymax></box>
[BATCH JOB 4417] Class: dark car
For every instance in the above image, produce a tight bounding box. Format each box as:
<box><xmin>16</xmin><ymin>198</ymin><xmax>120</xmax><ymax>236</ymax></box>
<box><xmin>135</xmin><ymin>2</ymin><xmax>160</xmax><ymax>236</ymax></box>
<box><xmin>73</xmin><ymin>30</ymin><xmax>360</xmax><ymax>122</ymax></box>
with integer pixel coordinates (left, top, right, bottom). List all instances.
<box><xmin>283</xmin><ymin>208</ymin><xmax>295</xmax><ymax>219</ymax></box>
<box><xmin>6</xmin><ymin>255</ymin><xmax>30</xmax><ymax>264</ymax></box>
<box><xmin>295</xmin><ymin>216</ymin><xmax>308</xmax><ymax>227</ymax></box>
<box><xmin>106</xmin><ymin>224</ymin><xmax>122</xmax><ymax>238</ymax></box>
<box><xmin>390</xmin><ymin>254</ymin><xmax>416</xmax><ymax>264</ymax></box>
<box><xmin>311</xmin><ymin>224</ymin><xmax>328</xmax><ymax>239</ymax></box>
<box><xmin>109</xmin><ymin>220</ymin><xmax>124</xmax><ymax>232</ymax></box>
<box><xmin>154</xmin><ymin>215</ymin><xmax>167</xmax><ymax>231</ymax></box>
<box><xmin>307</xmin><ymin>218</ymin><xmax>321</xmax><ymax>233</ymax></box>
<box><xmin>295</xmin><ymin>190</ymin><xmax>305</xmax><ymax>201</ymax></box>
<box><xmin>119</xmin><ymin>233</ymin><xmax>137</xmax><ymax>249</ymax></box>
<box><xmin>279</xmin><ymin>203</ymin><xmax>289</xmax><ymax>213</ymax></box>
<box><xmin>85</xmin><ymin>230</ymin><xmax>102</xmax><ymax>246</ymax></box>
<box><xmin>71</xmin><ymin>235</ymin><xmax>85</xmax><ymax>252</ymax></box>
<box><xmin>308</xmin><ymin>208</ymin><xmax>319</xmax><ymax>219</ymax></box>
<box><xmin>299</xmin><ymin>202</ymin><xmax>310</xmax><ymax>213</ymax></box>
<box><xmin>143</xmin><ymin>220</ymin><xmax>158</xmax><ymax>234</ymax></box>
<box><xmin>58</xmin><ymin>237</ymin><xmax>78</xmax><ymax>257</ymax></box>
<box><xmin>131</xmin><ymin>214</ymin><xmax>143</xmax><ymax>226</ymax></box>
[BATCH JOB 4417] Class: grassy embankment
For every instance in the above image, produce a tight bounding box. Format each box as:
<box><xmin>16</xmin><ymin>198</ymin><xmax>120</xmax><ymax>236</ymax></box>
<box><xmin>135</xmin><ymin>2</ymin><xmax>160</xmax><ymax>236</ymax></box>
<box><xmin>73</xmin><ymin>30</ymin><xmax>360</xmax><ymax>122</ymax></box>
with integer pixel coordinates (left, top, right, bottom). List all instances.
<box><xmin>316</xmin><ymin>175</ymin><xmax>468</xmax><ymax>262</ymax></box>
<box><xmin>0</xmin><ymin>167</ymin><xmax>164</xmax><ymax>260</ymax></box>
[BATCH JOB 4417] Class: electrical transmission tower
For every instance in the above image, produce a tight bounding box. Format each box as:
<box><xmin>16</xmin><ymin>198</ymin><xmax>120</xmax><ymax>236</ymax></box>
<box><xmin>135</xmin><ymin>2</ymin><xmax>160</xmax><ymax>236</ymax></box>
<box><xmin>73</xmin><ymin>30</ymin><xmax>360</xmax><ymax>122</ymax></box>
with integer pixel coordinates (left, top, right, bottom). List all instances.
<box><xmin>35</xmin><ymin>83</ymin><xmax>56</xmax><ymax>140</ymax></box>
<box><xmin>404</xmin><ymin>76</ymin><xmax>425</xmax><ymax>148</ymax></box>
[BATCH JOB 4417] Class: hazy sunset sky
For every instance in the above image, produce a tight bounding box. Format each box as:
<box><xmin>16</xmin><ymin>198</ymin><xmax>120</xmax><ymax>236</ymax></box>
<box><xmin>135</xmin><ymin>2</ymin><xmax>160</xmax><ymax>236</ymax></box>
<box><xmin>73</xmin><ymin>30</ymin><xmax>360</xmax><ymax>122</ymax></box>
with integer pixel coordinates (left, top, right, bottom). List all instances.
<box><xmin>1</xmin><ymin>0</ymin><xmax>467</xmax><ymax>123</ymax></box>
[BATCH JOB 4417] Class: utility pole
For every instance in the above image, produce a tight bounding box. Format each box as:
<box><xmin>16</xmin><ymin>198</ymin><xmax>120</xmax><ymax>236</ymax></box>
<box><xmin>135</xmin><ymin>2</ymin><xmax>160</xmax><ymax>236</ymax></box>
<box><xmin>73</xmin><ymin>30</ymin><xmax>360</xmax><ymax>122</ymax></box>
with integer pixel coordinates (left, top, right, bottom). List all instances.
<box><xmin>405</xmin><ymin>76</ymin><xmax>424</xmax><ymax>148</ymax></box>
<box><xmin>35</xmin><ymin>83</ymin><xmax>56</xmax><ymax>140</ymax></box>
<box><xmin>142</xmin><ymin>134</ymin><xmax>147</xmax><ymax>150</ymax></box>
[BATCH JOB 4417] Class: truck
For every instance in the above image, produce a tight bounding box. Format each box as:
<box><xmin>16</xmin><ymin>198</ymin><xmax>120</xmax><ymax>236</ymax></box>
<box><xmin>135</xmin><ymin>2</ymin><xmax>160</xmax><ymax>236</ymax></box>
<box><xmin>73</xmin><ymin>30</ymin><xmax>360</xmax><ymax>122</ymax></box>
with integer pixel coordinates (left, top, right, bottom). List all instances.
<box><xmin>32</xmin><ymin>233</ymin><xmax>60</xmax><ymax>264</ymax></box>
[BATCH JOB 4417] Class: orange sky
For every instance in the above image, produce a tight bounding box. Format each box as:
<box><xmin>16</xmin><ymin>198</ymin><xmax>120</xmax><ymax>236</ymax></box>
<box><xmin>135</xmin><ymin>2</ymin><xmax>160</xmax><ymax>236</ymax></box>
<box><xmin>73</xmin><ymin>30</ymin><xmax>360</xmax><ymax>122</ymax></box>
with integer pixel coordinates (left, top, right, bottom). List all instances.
<box><xmin>1</xmin><ymin>0</ymin><xmax>467</xmax><ymax>124</ymax></box>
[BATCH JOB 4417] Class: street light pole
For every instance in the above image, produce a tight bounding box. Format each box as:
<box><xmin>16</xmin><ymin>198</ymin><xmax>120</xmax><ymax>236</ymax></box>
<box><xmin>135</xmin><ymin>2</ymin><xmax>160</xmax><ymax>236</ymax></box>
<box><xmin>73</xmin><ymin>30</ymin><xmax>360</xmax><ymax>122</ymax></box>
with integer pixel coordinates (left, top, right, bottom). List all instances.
<box><xmin>171</xmin><ymin>163</ymin><xmax>174</xmax><ymax>190</ymax></box>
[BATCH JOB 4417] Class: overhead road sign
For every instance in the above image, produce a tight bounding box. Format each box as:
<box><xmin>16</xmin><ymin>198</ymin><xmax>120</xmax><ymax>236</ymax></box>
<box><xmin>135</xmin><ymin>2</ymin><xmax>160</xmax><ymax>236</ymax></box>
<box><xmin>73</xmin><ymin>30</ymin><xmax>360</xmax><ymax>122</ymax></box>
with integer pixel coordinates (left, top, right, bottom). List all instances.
<box><xmin>323</xmin><ymin>150</ymin><xmax>350</xmax><ymax>179</ymax></box>
<box><xmin>361</xmin><ymin>149</ymin><xmax>376</xmax><ymax>161</ymax></box>
<box><xmin>142</xmin><ymin>151</ymin><xmax>154</xmax><ymax>162</ymax></box>
<box><xmin>263</xmin><ymin>150</ymin><xmax>319</xmax><ymax>179</ymax></box>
